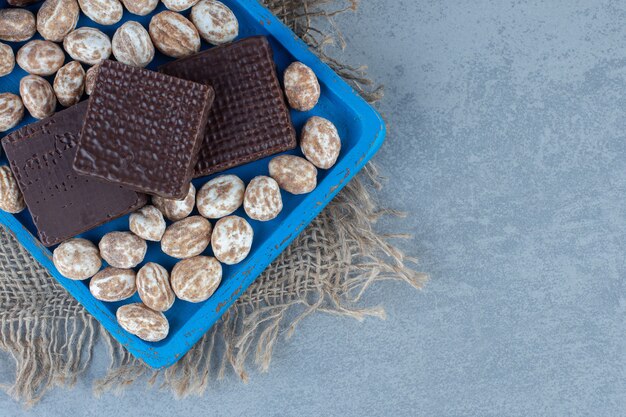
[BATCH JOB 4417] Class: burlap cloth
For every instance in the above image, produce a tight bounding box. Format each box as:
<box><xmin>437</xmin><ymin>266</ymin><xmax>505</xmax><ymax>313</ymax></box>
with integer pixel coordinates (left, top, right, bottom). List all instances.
<box><xmin>0</xmin><ymin>0</ymin><xmax>426</xmax><ymax>406</ymax></box>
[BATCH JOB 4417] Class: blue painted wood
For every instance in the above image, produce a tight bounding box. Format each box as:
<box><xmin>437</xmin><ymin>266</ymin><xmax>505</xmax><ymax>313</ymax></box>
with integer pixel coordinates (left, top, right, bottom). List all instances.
<box><xmin>0</xmin><ymin>0</ymin><xmax>386</xmax><ymax>368</ymax></box>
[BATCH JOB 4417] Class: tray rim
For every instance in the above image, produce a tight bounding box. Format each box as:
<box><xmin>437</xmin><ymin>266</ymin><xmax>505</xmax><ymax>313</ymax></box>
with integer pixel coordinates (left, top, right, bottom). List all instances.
<box><xmin>0</xmin><ymin>0</ymin><xmax>387</xmax><ymax>368</ymax></box>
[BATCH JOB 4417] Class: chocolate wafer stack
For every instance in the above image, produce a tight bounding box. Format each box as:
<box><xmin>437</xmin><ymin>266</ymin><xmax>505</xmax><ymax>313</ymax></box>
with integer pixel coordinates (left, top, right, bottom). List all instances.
<box><xmin>1</xmin><ymin>35</ymin><xmax>297</xmax><ymax>247</ymax></box>
<box><xmin>160</xmin><ymin>36</ymin><xmax>297</xmax><ymax>177</ymax></box>
<box><xmin>2</xmin><ymin>102</ymin><xmax>148</xmax><ymax>247</ymax></box>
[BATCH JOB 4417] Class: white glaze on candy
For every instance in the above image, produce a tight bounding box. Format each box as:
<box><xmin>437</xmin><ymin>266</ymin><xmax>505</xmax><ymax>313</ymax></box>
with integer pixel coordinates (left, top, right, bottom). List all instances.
<box><xmin>99</xmin><ymin>231</ymin><xmax>147</xmax><ymax>268</ymax></box>
<box><xmin>190</xmin><ymin>0</ymin><xmax>238</xmax><ymax>45</ymax></box>
<box><xmin>161</xmin><ymin>216</ymin><xmax>212</xmax><ymax>259</ymax></box>
<box><xmin>211</xmin><ymin>215</ymin><xmax>253</xmax><ymax>265</ymax></box>
<box><xmin>129</xmin><ymin>205</ymin><xmax>166</xmax><ymax>241</ymax></box>
<box><xmin>196</xmin><ymin>175</ymin><xmax>244</xmax><ymax>219</ymax></box>
<box><xmin>171</xmin><ymin>256</ymin><xmax>222</xmax><ymax>303</ymax></box>
<box><xmin>53</xmin><ymin>238</ymin><xmax>101</xmax><ymax>280</ymax></box>
<box><xmin>117</xmin><ymin>303</ymin><xmax>169</xmax><ymax>342</ymax></box>
<box><xmin>244</xmin><ymin>176</ymin><xmax>283</xmax><ymax>221</ymax></box>
<box><xmin>89</xmin><ymin>267</ymin><xmax>136</xmax><ymax>302</ymax></box>
<box><xmin>137</xmin><ymin>262</ymin><xmax>175</xmax><ymax>312</ymax></box>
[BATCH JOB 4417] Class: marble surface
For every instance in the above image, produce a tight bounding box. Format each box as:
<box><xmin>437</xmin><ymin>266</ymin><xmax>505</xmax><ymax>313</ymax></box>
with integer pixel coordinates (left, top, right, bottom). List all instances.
<box><xmin>1</xmin><ymin>1</ymin><xmax>625</xmax><ymax>415</ymax></box>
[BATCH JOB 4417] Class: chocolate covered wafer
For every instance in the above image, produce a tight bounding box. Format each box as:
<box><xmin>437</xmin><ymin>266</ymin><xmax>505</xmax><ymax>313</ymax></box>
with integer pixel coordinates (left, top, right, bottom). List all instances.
<box><xmin>1</xmin><ymin>102</ymin><xmax>148</xmax><ymax>247</ymax></box>
<box><xmin>160</xmin><ymin>36</ymin><xmax>297</xmax><ymax>177</ymax></box>
<box><xmin>73</xmin><ymin>60</ymin><xmax>214</xmax><ymax>199</ymax></box>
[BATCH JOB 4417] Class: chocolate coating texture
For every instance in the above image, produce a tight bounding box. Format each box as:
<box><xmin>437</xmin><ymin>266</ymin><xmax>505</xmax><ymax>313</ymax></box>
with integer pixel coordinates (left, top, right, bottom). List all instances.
<box><xmin>74</xmin><ymin>60</ymin><xmax>214</xmax><ymax>198</ymax></box>
<box><xmin>160</xmin><ymin>36</ymin><xmax>296</xmax><ymax>177</ymax></box>
<box><xmin>2</xmin><ymin>102</ymin><xmax>147</xmax><ymax>247</ymax></box>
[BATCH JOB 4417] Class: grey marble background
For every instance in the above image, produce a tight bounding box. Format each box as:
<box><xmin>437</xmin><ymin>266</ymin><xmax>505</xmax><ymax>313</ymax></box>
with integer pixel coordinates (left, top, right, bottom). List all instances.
<box><xmin>1</xmin><ymin>1</ymin><xmax>625</xmax><ymax>416</ymax></box>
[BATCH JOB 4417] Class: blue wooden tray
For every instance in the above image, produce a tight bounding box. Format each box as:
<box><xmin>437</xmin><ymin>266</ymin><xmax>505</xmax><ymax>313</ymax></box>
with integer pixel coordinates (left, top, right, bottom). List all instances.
<box><xmin>0</xmin><ymin>0</ymin><xmax>386</xmax><ymax>368</ymax></box>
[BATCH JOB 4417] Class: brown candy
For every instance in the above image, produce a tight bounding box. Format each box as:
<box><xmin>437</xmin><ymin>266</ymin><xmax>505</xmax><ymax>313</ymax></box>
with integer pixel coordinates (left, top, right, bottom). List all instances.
<box><xmin>190</xmin><ymin>0</ymin><xmax>238</xmax><ymax>45</ymax></box>
<box><xmin>300</xmin><ymin>116</ymin><xmax>341</xmax><ymax>169</ymax></box>
<box><xmin>283</xmin><ymin>62</ymin><xmax>320</xmax><ymax>111</ymax></box>
<box><xmin>0</xmin><ymin>9</ymin><xmax>36</xmax><ymax>43</ymax></box>
<box><xmin>243</xmin><ymin>176</ymin><xmax>283</xmax><ymax>221</ymax></box>
<box><xmin>78</xmin><ymin>0</ymin><xmax>123</xmax><ymax>25</ymax></box>
<box><xmin>20</xmin><ymin>75</ymin><xmax>56</xmax><ymax>120</ymax></box>
<box><xmin>0</xmin><ymin>94</ymin><xmax>24</xmax><ymax>133</ymax></box>
<box><xmin>37</xmin><ymin>0</ymin><xmax>80</xmax><ymax>42</ymax></box>
<box><xmin>211</xmin><ymin>215</ymin><xmax>253</xmax><ymax>265</ymax></box>
<box><xmin>89</xmin><ymin>267</ymin><xmax>136</xmax><ymax>302</ymax></box>
<box><xmin>53</xmin><ymin>61</ymin><xmax>85</xmax><ymax>107</ymax></box>
<box><xmin>171</xmin><ymin>256</ymin><xmax>222</xmax><ymax>303</ymax></box>
<box><xmin>162</xmin><ymin>0</ymin><xmax>198</xmax><ymax>11</ymax></box>
<box><xmin>137</xmin><ymin>262</ymin><xmax>175</xmax><ymax>312</ymax></box>
<box><xmin>84</xmin><ymin>63</ymin><xmax>100</xmax><ymax>95</ymax></box>
<box><xmin>161</xmin><ymin>216</ymin><xmax>212</xmax><ymax>259</ymax></box>
<box><xmin>0</xmin><ymin>43</ymin><xmax>15</xmax><ymax>78</ymax></box>
<box><xmin>99</xmin><ymin>231</ymin><xmax>147</xmax><ymax>268</ymax></box>
<box><xmin>121</xmin><ymin>0</ymin><xmax>158</xmax><ymax>16</ymax></box>
<box><xmin>149</xmin><ymin>11</ymin><xmax>200</xmax><ymax>58</ymax></box>
<box><xmin>64</xmin><ymin>27</ymin><xmax>112</xmax><ymax>65</ymax></box>
<box><xmin>196</xmin><ymin>175</ymin><xmax>244</xmax><ymax>219</ymax></box>
<box><xmin>269</xmin><ymin>155</ymin><xmax>317</xmax><ymax>195</ymax></box>
<box><xmin>52</xmin><ymin>238</ymin><xmax>102</xmax><ymax>280</ymax></box>
<box><xmin>152</xmin><ymin>182</ymin><xmax>196</xmax><ymax>221</ymax></box>
<box><xmin>0</xmin><ymin>165</ymin><xmax>26</xmax><ymax>213</ymax></box>
<box><xmin>129</xmin><ymin>205</ymin><xmax>166</xmax><ymax>241</ymax></box>
<box><xmin>116</xmin><ymin>303</ymin><xmax>169</xmax><ymax>342</ymax></box>
<box><xmin>16</xmin><ymin>40</ymin><xmax>65</xmax><ymax>76</ymax></box>
<box><xmin>112</xmin><ymin>21</ymin><xmax>155</xmax><ymax>68</ymax></box>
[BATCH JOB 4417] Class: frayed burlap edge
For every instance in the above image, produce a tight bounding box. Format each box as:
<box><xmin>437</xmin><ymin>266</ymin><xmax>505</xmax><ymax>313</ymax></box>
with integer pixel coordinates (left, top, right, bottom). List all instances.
<box><xmin>0</xmin><ymin>239</ymin><xmax>98</xmax><ymax>406</ymax></box>
<box><xmin>0</xmin><ymin>0</ymin><xmax>426</xmax><ymax>406</ymax></box>
<box><xmin>92</xmin><ymin>164</ymin><xmax>426</xmax><ymax>397</ymax></box>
